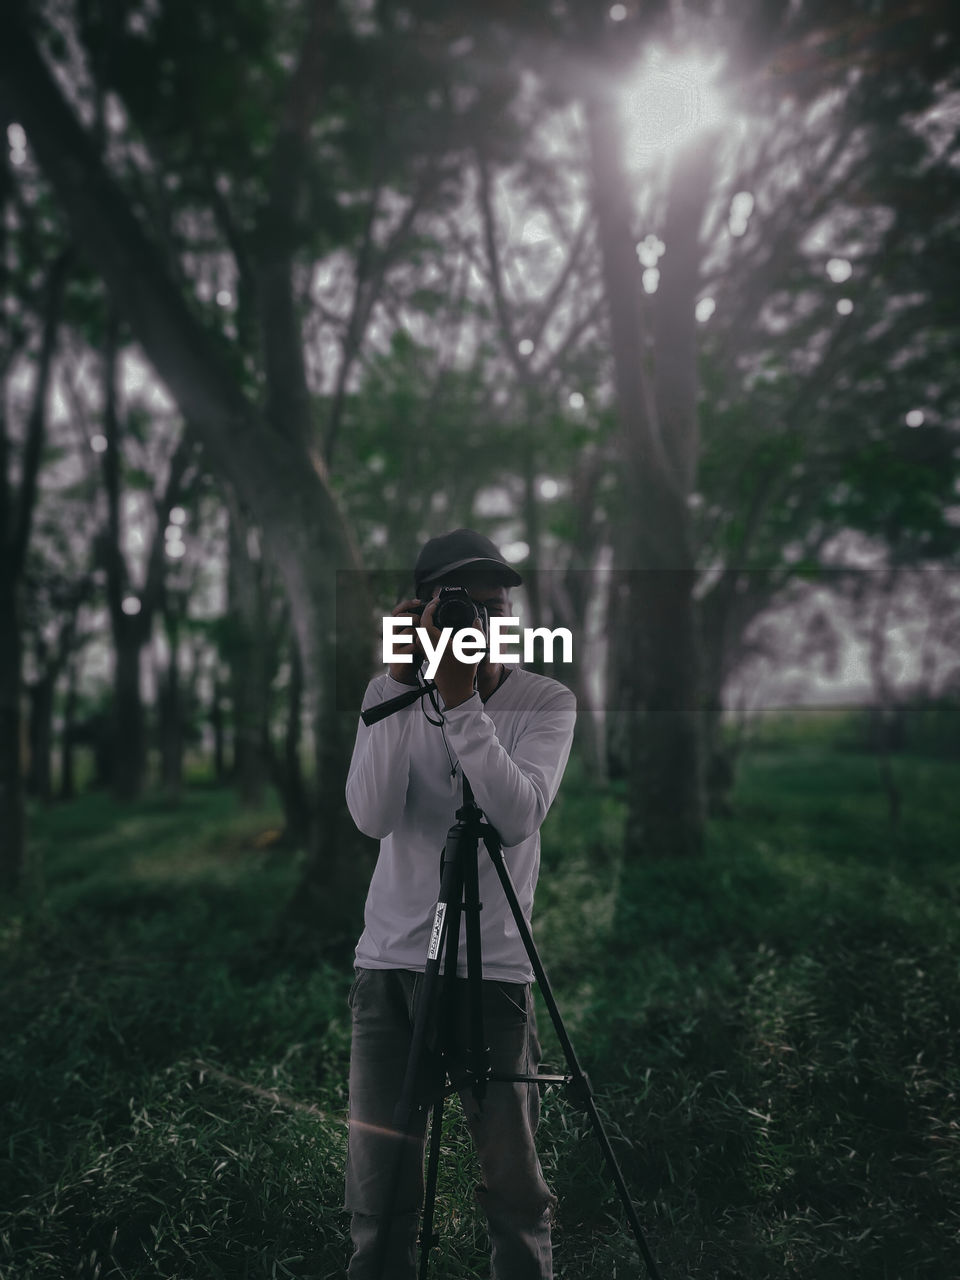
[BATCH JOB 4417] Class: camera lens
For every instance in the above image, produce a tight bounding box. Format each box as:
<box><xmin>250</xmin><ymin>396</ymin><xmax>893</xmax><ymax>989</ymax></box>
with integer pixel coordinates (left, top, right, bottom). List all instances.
<box><xmin>435</xmin><ymin>596</ymin><xmax>478</xmax><ymax>631</ymax></box>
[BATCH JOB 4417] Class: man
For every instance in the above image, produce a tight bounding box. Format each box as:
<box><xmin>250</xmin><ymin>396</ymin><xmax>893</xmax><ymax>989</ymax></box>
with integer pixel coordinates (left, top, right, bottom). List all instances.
<box><xmin>344</xmin><ymin>528</ymin><xmax>577</xmax><ymax>1280</ymax></box>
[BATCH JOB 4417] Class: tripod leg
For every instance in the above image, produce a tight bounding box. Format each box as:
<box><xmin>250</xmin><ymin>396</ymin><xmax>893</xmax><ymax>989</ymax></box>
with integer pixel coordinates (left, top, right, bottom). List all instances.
<box><xmin>456</xmin><ymin>981</ymin><xmax>556</xmax><ymax>1279</ymax></box>
<box><xmin>413</xmin><ymin>839</ymin><xmax>466</xmax><ymax>1280</ymax></box>
<box><xmin>460</xmin><ymin>816</ymin><xmax>489</xmax><ymax>1106</ymax></box>
<box><xmin>438</xmin><ymin>844</ymin><xmax>464</xmax><ymax>1060</ymax></box>
<box><xmin>392</xmin><ymin>843</ymin><xmax>462</xmax><ymax>1132</ymax></box>
<box><xmin>418</xmin><ymin>1093</ymin><xmax>445</xmax><ymax>1280</ymax></box>
<box><xmin>482</xmin><ymin>833</ymin><xmax>665</xmax><ymax>1280</ymax></box>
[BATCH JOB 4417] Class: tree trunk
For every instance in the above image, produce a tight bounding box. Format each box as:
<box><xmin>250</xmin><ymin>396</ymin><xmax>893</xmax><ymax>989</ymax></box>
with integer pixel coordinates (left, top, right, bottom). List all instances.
<box><xmin>698</xmin><ymin>575</ymin><xmax>739</xmax><ymax>819</ymax></box>
<box><xmin>158</xmin><ymin>605</ymin><xmax>182</xmax><ymax>799</ymax></box>
<box><xmin>553</xmin><ymin>450</ymin><xmax>606</xmax><ymax>782</ymax></box>
<box><xmin>59</xmin><ymin>654</ymin><xmax>78</xmax><ymax>801</ymax></box>
<box><xmin>91</xmin><ymin>712</ymin><xmax>114</xmax><ymax>790</ymax></box>
<box><xmin>627</xmin><ymin>567</ymin><xmax>704</xmax><ymax>857</ymax></box>
<box><xmin>0</xmin><ymin>571</ymin><xmax>26</xmax><ymax>894</ymax></box>
<box><xmin>112</xmin><ymin>636</ymin><xmax>144</xmax><ymax>802</ymax></box>
<box><xmin>585</xmin><ymin>88</ymin><xmax>714</xmax><ymax>861</ymax></box>
<box><xmin>520</xmin><ymin>429</ymin><xmax>543</xmax><ymax>637</ymax></box>
<box><xmin>697</xmin><ymin>568</ymin><xmax>812</xmax><ymax>817</ymax></box>
<box><xmin>210</xmin><ymin>673</ymin><xmax>226</xmax><ymax>785</ymax></box>
<box><xmin>267</xmin><ymin>635</ymin><xmax>312</xmax><ymax>848</ymax></box>
<box><xmin>99</xmin><ymin>308</ymin><xmax>144</xmax><ymax>803</ymax></box>
<box><xmin>26</xmin><ymin>674</ymin><xmax>54</xmax><ymax>803</ymax></box>
<box><xmin>0</xmin><ymin>218</ymin><xmax>70</xmax><ymax>891</ymax></box>
<box><xmin>226</xmin><ymin>501</ymin><xmax>269</xmax><ymax>808</ymax></box>
<box><xmin>567</xmin><ymin>649</ymin><xmax>604</xmax><ymax>783</ymax></box>
<box><xmin>868</xmin><ymin>570</ymin><xmax>903</xmax><ymax>827</ymax></box>
<box><xmin>701</xmin><ymin>659</ymin><xmax>736</xmax><ymax>819</ymax></box>
<box><xmin>281</xmin><ymin>639</ymin><xmax>310</xmax><ymax>844</ymax></box>
<box><xmin>602</xmin><ymin>569</ymin><xmax>631</xmax><ymax>783</ymax></box>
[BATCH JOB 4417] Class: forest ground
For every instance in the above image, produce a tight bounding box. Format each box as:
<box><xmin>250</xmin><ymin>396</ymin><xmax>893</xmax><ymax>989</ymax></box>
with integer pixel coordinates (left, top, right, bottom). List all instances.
<box><xmin>2</xmin><ymin>710</ymin><xmax>958</xmax><ymax>1279</ymax></box>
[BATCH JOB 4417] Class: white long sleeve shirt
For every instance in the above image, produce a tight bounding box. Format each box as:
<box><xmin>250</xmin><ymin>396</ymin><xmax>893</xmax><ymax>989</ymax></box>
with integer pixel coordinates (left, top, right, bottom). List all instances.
<box><xmin>345</xmin><ymin>665</ymin><xmax>576</xmax><ymax>983</ymax></box>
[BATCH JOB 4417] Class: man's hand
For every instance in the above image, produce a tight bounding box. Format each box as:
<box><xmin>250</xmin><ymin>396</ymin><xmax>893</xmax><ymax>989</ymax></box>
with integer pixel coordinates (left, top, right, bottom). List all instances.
<box><xmin>387</xmin><ymin>598</ymin><xmax>425</xmax><ymax>686</ymax></box>
<box><xmin>419</xmin><ymin>597</ymin><xmax>480</xmax><ymax>709</ymax></box>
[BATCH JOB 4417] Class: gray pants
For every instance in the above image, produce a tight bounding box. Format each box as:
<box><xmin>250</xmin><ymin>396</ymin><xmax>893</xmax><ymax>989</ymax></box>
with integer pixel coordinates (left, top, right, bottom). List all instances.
<box><xmin>344</xmin><ymin>967</ymin><xmax>557</xmax><ymax>1280</ymax></box>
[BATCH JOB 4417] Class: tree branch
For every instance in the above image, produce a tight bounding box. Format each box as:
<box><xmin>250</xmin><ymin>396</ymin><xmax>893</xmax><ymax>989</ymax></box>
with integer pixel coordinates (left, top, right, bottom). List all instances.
<box><xmin>475</xmin><ymin>146</ymin><xmax>534</xmax><ymax>388</ymax></box>
<box><xmin>138</xmin><ymin>427</ymin><xmax>201</xmax><ymax>644</ymax></box>
<box><xmin>324</xmin><ymin>166</ymin><xmax>443</xmax><ymax>463</ymax></box>
<box><xmin>10</xmin><ymin>247</ymin><xmax>72</xmax><ymax>574</ymax></box>
<box><xmin>255</xmin><ymin>0</ymin><xmax>339</xmax><ymax>455</ymax></box>
<box><xmin>527</xmin><ymin>212</ymin><xmax>592</xmax><ymax>353</ymax></box>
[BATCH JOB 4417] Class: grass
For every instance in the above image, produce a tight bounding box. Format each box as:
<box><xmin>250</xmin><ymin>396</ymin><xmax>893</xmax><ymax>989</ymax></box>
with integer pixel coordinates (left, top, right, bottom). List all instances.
<box><xmin>1</xmin><ymin>721</ymin><xmax>958</xmax><ymax>1279</ymax></box>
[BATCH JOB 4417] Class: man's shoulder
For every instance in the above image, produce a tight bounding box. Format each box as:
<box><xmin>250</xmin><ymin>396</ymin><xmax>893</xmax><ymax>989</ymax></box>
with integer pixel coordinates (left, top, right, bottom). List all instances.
<box><xmin>361</xmin><ymin>670</ymin><xmax>414</xmax><ymax>712</ymax></box>
<box><xmin>363</xmin><ymin>670</ymin><xmax>391</xmax><ymax>699</ymax></box>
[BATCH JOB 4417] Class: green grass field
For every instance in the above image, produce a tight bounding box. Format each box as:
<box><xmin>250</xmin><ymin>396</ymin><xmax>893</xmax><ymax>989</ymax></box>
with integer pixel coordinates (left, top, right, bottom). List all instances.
<box><xmin>2</xmin><ymin>721</ymin><xmax>958</xmax><ymax>1279</ymax></box>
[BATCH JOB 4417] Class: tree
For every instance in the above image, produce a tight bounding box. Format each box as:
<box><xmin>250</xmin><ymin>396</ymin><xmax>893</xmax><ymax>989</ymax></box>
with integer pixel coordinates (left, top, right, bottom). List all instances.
<box><xmin>584</xmin><ymin>79</ymin><xmax>714</xmax><ymax>859</ymax></box>
<box><xmin>21</xmin><ymin>563</ymin><xmax>93</xmax><ymax>803</ymax></box>
<box><xmin>0</xmin><ymin>0</ymin><xmax>496</xmax><ymax>935</ymax></box>
<box><xmin>691</xmin><ymin>0</ymin><xmax>960</xmax><ymax>809</ymax></box>
<box><xmin>0</xmin><ymin>226</ymin><xmax>71</xmax><ymax>893</ymax></box>
<box><xmin>97</xmin><ymin>314</ymin><xmax>201</xmax><ymax>801</ymax></box>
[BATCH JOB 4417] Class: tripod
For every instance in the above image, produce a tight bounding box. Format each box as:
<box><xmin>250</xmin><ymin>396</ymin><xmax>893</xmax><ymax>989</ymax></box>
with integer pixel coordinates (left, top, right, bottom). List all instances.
<box><xmin>367</xmin><ymin>771</ymin><xmax>664</xmax><ymax>1280</ymax></box>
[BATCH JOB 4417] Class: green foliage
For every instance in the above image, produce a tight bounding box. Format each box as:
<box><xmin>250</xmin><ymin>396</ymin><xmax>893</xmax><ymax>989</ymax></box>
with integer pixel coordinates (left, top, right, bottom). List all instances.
<box><xmin>2</xmin><ymin>788</ymin><xmax>353</xmax><ymax>1279</ymax></box>
<box><xmin>531</xmin><ymin>741</ymin><xmax>960</xmax><ymax>1279</ymax></box>
<box><xmin>3</xmin><ymin>724</ymin><xmax>958</xmax><ymax>1277</ymax></box>
<box><xmin>334</xmin><ymin>327</ymin><xmax>520</xmax><ymax>569</ymax></box>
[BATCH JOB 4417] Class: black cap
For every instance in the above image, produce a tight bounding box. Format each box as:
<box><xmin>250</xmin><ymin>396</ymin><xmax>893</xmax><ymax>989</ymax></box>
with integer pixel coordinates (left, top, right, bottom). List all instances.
<box><xmin>414</xmin><ymin>528</ymin><xmax>523</xmax><ymax>592</ymax></box>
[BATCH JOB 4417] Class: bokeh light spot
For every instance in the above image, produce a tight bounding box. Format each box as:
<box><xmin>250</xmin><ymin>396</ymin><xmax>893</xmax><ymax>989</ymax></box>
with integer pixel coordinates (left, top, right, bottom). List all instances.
<box><xmin>730</xmin><ymin>191</ymin><xmax>754</xmax><ymax>220</ymax></box>
<box><xmin>501</xmin><ymin>541</ymin><xmax>529</xmax><ymax>563</ymax></box>
<box><xmin>636</xmin><ymin>234</ymin><xmax>665</xmax><ymax>267</ymax></box>
<box><xmin>827</xmin><ymin>258</ymin><xmax>852</xmax><ymax>283</ymax></box>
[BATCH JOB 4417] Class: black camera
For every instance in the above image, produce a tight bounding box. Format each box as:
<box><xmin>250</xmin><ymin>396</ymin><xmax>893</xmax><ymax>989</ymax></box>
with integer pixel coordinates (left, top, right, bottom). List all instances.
<box><xmin>414</xmin><ymin>586</ymin><xmax>488</xmax><ymax>635</ymax></box>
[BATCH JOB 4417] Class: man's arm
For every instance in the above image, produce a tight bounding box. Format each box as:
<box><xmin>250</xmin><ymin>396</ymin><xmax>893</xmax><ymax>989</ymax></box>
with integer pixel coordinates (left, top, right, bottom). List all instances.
<box><xmin>345</xmin><ymin>596</ymin><xmax>431</xmax><ymax>838</ymax></box>
<box><xmin>345</xmin><ymin>673</ymin><xmax>418</xmax><ymax>839</ymax></box>
<box><xmin>441</xmin><ymin>686</ymin><xmax>577</xmax><ymax>848</ymax></box>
